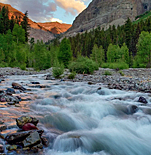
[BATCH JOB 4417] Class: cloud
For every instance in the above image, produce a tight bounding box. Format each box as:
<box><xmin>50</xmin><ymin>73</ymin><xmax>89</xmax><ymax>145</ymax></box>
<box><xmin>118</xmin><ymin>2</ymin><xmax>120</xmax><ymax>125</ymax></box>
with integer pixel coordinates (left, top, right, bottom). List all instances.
<box><xmin>0</xmin><ymin>0</ymin><xmax>57</xmax><ymax>22</ymax></box>
<box><xmin>50</xmin><ymin>17</ymin><xmax>62</xmax><ymax>23</ymax></box>
<box><xmin>54</xmin><ymin>0</ymin><xmax>86</xmax><ymax>15</ymax></box>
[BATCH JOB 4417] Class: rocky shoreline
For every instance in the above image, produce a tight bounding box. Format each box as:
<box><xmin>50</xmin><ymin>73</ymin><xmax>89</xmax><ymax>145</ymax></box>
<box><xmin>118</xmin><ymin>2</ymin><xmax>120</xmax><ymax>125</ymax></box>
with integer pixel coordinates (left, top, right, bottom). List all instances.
<box><xmin>0</xmin><ymin>67</ymin><xmax>151</xmax><ymax>154</ymax></box>
<box><xmin>1</xmin><ymin>67</ymin><xmax>151</xmax><ymax>93</ymax></box>
<box><xmin>73</xmin><ymin>68</ymin><xmax>151</xmax><ymax>93</ymax></box>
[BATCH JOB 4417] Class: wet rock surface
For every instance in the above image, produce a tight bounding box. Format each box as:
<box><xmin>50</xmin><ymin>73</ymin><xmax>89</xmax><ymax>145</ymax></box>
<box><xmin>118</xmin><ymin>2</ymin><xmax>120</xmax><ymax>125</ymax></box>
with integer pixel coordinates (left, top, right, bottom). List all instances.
<box><xmin>16</xmin><ymin>116</ymin><xmax>39</xmax><ymax>128</ymax></box>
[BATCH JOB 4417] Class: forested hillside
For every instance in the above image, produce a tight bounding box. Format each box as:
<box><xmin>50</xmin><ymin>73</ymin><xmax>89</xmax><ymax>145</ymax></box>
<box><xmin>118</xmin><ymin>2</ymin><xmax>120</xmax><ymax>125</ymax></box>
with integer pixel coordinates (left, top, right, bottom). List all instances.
<box><xmin>1</xmin><ymin>5</ymin><xmax>151</xmax><ymax>77</ymax></box>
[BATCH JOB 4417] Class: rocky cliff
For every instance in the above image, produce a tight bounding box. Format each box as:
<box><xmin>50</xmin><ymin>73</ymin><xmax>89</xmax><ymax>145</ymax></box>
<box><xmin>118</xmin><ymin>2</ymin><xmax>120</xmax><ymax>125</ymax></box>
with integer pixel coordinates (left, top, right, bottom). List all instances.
<box><xmin>66</xmin><ymin>0</ymin><xmax>151</xmax><ymax>36</ymax></box>
<box><xmin>38</xmin><ymin>22</ymin><xmax>72</xmax><ymax>34</ymax></box>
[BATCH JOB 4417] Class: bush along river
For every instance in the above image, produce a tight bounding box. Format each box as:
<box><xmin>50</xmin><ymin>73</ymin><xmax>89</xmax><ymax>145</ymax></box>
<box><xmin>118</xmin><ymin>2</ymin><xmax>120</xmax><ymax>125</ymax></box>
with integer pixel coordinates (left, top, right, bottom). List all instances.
<box><xmin>0</xmin><ymin>73</ymin><xmax>151</xmax><ymax>155</ymax></box>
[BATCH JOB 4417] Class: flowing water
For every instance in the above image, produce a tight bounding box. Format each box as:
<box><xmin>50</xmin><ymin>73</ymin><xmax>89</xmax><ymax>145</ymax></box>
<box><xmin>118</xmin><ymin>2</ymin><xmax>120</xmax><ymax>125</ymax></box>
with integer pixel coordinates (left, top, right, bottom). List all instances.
<box><xmin>1</xmin><ymin>74</ymin><xmax>151</xmax><ymax>155</ymax></box>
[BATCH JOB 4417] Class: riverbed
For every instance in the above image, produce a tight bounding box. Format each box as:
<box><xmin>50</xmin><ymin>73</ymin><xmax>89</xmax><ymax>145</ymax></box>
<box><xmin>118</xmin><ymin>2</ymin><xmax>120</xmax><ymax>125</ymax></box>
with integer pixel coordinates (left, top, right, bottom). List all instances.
<box><xmin>1</xmin><ymin>74</ymin><xmax>151</xmax><ymax>155</ymax></box>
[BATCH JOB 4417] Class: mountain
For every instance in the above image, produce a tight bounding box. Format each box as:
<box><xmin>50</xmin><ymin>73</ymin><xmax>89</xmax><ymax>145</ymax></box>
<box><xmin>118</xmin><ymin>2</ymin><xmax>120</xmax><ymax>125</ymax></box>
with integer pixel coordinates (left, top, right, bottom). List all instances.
<box><xmin>66</xmin><ymin>0</ymin><xmax>151</xmax><ymax>37</ymax></box>
<box><xmin>38</xmin><ymin>22</ymin><xmax>72</xmax><ymax>34</ymax></box>
<box><xmin>0</xmin><ymin>2</ymin><xmax>71</xmax><ymax>41</ymax></box>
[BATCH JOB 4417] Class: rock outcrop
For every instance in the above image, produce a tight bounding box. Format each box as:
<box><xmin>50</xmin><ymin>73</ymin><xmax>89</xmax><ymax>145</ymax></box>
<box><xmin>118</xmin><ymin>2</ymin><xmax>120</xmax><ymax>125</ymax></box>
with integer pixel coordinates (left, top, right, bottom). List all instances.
<box><xmin>38</xmin><ymin>22</ymin><xmax>72</xmax><ymax>34</ymax></box>
<box><xmin>66</xmin><ymin>0</ymin><xmax>151</xmax><ymax>37</ymax></box>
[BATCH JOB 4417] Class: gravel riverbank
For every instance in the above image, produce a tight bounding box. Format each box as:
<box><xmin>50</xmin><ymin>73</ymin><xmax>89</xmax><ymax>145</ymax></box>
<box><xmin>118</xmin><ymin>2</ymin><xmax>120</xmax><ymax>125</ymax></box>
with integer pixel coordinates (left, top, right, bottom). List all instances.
<box><xmin>1</xmin><ymin>67</ymin><xmax>151</xmax><ymax>93</ymax></box>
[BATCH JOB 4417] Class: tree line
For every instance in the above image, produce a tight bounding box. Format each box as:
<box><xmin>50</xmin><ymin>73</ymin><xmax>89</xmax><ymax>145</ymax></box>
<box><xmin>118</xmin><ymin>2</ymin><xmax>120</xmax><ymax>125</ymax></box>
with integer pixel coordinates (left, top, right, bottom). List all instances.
<box><xmin>1</xmin><ymin>5</ymin><xmax>151</xmax><ymax>73</ymax></box>
<box><xmin>67</xmin><ymin>16</ymin><xmax>151</xmax><ymax>68</ymax></box>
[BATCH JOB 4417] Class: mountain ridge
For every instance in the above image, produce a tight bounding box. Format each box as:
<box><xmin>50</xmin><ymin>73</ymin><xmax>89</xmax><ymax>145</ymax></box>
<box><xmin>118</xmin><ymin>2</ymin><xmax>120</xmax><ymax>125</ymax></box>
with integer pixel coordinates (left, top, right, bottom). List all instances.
<box><xmin>0</xmin><ymin>2</ymin><xmax>71</xmax><ymax>40</ymax></box>
<box><xmin>66</xmin><ymin>0</ymin><xmax>151</xmax><ymax>37</ymax></box>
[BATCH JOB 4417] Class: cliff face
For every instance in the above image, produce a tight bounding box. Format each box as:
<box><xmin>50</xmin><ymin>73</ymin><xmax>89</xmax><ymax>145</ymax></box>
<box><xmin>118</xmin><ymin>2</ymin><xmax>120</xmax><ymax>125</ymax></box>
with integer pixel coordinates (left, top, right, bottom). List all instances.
<box><xmin>38</xmin><ymin>22</ymin><xmax>72</xmax><ymax>34</ymax></box>
<box><xmin>66</xmin><ymin>0</ymin><xmax>151</xmax><ymax>36</ymax></box>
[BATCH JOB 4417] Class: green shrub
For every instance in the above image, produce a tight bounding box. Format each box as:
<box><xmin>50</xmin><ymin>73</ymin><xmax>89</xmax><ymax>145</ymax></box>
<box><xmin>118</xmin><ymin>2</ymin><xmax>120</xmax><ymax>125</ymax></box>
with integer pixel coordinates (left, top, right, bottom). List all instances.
<box><xmin>53</xmin><ymin>62</ymin><xmax>64</xmax><ymax>78</ymax></box>
<box><xmin>68</xmin><ymin>72</ymin><xmax>76</xmax><ymax>79</ymax></box>
<box><xmin>119</xmin><ymin>71</ymin><xmax>125</xmax><ymax>76</ymax></box>
<box><xmin>102</xmin><ymin>62</ymin><xmax>129</xmax><ymax>70</ymax></box>
<box><xmin>69</xmin><ymin>56</ymin><xmax>99</xmax><ymax>74</ymax></box>
<box><xmin>20</xmin><ymin>63</ymin><xmax>26</xmax><ymax>70</ymax></box>
<box><xmin>0</xmin><ymin>62</ymin><xmax>8</xmax><ymax>67</ymax></box>
<box><xmin>103</xmin><ymin>70</ymin><xmax>112</xmax><ymax>76</ymax></box>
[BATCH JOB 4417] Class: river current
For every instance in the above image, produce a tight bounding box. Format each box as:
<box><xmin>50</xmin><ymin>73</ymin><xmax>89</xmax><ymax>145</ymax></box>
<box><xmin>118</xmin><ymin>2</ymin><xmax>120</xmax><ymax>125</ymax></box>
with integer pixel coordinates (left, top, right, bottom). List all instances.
<box><xmin>1</xmin><ymin>74</ymin><xmax>151</xmax><ymax>155</ymax></box>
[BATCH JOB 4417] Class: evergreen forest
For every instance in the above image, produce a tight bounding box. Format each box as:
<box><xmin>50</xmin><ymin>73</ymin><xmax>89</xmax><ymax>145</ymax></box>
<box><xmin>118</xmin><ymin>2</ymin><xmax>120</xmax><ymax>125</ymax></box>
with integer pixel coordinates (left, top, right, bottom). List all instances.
<box><xmin>1</xmin><ymin>6</ymin><xmax>151</xmax><ymax>76</ymax></box>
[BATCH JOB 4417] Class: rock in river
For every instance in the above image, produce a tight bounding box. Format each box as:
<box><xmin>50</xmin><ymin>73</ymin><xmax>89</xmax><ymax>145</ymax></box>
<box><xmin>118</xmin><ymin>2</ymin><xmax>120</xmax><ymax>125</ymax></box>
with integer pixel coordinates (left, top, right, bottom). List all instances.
<box><xmin>22</xmin><ymin>123</ymin><xmax>38</xmax><ymax>131</ymax></box>
<box><xmin>23</xmin><ymin>131</ymin><xmax>41</xmax><ymax>148</ymax></box>
<box><xmin>12</xmin><ymin>82</ymin><xmax>26</xmax><ymax>91</ymax></box>
<box><xmin>138</xmin><ymin>96</ymin><xmax>148</xmax><ymax>104</ymax></box>
<box><xmin>5</xmin><ymin>130</ymin><xmax>44</xmax><ymax>144</ymax></box>
<box><xmin>16</xmin><ymin>116</ymin><xmax>39</xmax><ymax>128</ymax></box>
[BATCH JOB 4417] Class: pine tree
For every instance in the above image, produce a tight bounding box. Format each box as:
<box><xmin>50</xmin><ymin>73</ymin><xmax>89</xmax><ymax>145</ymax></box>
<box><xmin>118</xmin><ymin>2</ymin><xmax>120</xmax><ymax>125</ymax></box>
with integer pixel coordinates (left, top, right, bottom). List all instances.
<box><xmin>21</xmin><ymin>11</ymin><xmax>30</xmax><ymax>42</ymax></box>
<box><xmin>0</xmin><ymin>6</ymin><xmax>10</xmax><ymax>34</ymax></box>
<box><xmin>10</xmin><ymin>15</ymin><xmax>15</xmax><ymax>32</ymax></box>
<box><xmin>124</xmin><ymin>18</ymin><xmax>132</xmax><ymax>49</ymax></box>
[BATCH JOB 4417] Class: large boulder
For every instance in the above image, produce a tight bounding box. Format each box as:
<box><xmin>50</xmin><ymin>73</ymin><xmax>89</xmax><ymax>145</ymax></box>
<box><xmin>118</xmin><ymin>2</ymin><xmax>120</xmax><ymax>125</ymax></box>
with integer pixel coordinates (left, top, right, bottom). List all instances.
<box><xmin>23</xmin><ymin>131</ymin><xmax>41</xmax><ymax>148</ymax></box>
<box><xmin>5</xmin><ymin>130</ymin><xmax>44</xmax><ymax>144</ymax></box>
<box><xmin>16</xmin><ymin>116</ymin><xmax>39</xmax><ymax>128</ymax></box>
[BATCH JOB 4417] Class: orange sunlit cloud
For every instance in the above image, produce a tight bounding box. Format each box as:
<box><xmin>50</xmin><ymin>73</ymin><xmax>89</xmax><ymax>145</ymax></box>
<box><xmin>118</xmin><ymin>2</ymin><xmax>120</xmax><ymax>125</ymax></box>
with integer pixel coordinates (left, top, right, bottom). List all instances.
<box><xmin>55</xmin><ymin>0</ymin><xmax>86</xmax><ymax>15</ymax></box>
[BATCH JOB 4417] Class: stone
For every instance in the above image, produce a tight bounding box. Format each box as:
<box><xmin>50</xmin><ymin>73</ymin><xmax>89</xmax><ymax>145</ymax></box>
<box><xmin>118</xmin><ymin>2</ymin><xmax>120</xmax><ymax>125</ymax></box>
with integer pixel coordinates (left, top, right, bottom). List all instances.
<box><xmin>46</xmin><ymin>74</ymin><xmax>51</xmax><ymax>80</ymax></box>
<box><xmin>22</xmin><ymin>123</ymin><xmax>38</xmax><ymax>131</ymax></box>
<box><xmin>0</xmin><ymin>124</ymin><xmax>7</xmax><ymax>131</ymax></box>
<box><xmin>23</xmin><ymin>131</ymin><xmax>41</xmax><ymax>148</ymax></box>
<box><xmin>0</xmin><ymin>98</ymin><xmax>6</xmax><ymax>102</ymax></box>
<box><xmin>0</xmin><ymin>144</ymin><xmax>4</xmax><ymax>153</ymax></box>
<box><xmin>6</xmin><ymin>88</ymin><xmax>15</xmax><ymax>95</ymax></box>
<box><xmin>4</xmin><ymin>95</ymin><xmax>19</xmax><ymax>103</ymax></box>
<box><xmin>31</xmin><ymin>82</ymin><xmax>40</xmax><ymax>84</ymax></box>
<box><xmin>41</xmin><ymin>137</ymin><xmax>49</xmax><ymax>147</ymax></box>
<box><xmin>6</xmin><ymin>145</ymin><xmax>17</xmax><ymax>151</ymax></box>
<box><xmin>12</xmin><ymin>82</ymin><xmax>26</xmax><ymax>91</ymax></box>
<box><xmin>16</xmin><ymin>116</ymin><xmax>39</xmax><ymax>128</ymax></box>
<box><xmin>88</xmin><ymin>82</ymin><xmax>95</xmax><ymax>85</ymax></box>
<box><xmin>97</xmin><ymin>87</ymin><xmax>102</xmax><ymax>90</ymax></box>
<box><xmin>0</xmin><ymin>121</ymin><xmax>4</xmax><ymax>125</ymax></box>
<box><xmin>127</xmin><ymin>105</ymin><xmax>138</xmax><ymax>114</ymax></box>
<box><xmin>7</xmin><ymin>102</ymin><xmax>15</xmax><ymax>105</ymax></box>
<box><xmin>31</xmin><ymin>142</ymin><xmax>43</xmax><ymax>150</ymax></box>
<box><xmin>22</xmin><ymin>147</ymin><xmax>30</xmax><ymax>151</ymax></box>
<box><xmin>138</xmin><ymin>96</ymin><xmax>148</xmax><ymax>104</ymax></box>
<box><xmin>5</xmin><ymin>130</ymin><xmax>44</xmax><ymax>144</ymax></box>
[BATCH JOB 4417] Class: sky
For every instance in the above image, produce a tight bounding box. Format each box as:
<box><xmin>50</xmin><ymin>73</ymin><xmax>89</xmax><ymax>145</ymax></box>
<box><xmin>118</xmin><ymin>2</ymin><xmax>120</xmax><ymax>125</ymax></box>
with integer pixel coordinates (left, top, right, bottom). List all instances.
<box><xmin>0</xmin><ymin>0</ymin><xmax>92</xmax><ymax>24</ymax></box>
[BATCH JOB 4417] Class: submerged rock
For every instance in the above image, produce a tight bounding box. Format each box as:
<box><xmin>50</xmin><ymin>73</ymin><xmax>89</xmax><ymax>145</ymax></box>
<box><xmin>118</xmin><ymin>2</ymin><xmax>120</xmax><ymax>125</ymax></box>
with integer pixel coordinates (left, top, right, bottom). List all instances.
<box><xmin>31</xmin><ymin>82</ymin><xmax>40</xmax><ymax>84</ymax></box>
<box><xmin>127</xmin><ymin>105</ymin><xmax>139</xmax><ymax>114</ymax></box>
<box><xmin>138</xmin><ymin>96</ymin><xmax>148</xmax><ymax>104</ymax></box>
<box><xmin>0</xmin><ymin>144</ymin><xmax>4</xmax><ymax>153</ymax></box>
<box><xmin>16</xmin><ymin>116</ymin><xmax>39</xmax><ymax>128</ymax></box>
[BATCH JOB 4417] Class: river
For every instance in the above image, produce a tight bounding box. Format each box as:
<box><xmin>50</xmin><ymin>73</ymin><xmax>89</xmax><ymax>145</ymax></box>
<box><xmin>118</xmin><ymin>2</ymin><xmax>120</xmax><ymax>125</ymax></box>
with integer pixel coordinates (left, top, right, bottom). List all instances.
<box><xmin>1</xmin><ymin>74</ymin><xmax>151</xmax><ymax>155</ymax></box>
